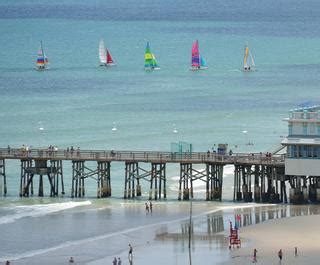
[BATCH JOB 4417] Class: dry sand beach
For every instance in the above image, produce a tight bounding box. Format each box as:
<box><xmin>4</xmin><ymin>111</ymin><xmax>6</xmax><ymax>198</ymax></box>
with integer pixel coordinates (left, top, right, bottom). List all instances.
<box><xmin>220</xmin><ymin>214</ymin><xmax>320</xmax><ymax>265</ymax></box>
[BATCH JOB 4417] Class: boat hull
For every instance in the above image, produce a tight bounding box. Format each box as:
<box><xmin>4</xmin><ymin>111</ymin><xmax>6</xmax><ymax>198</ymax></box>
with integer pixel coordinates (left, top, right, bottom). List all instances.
<box><xmin>100</xmin><ymin>63</ymin><xmax>116</xmax><ymax>67</ymax></box>
<box><xmin>190</xmin><ymin>66</ymin><xmax>208</xmax><ymax>71</ymax></box>
<box><xmin>145</xmin><ymin>67</ymin><xmax>160</xmax><ymax>71</ymax></box>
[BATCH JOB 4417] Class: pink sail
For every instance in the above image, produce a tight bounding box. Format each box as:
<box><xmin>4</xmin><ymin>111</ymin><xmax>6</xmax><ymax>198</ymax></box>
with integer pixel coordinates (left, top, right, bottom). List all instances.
<box><xmin>191</xmin><ymin>40</ymin><xmax>200</xmax><ymax>67</ymax></box>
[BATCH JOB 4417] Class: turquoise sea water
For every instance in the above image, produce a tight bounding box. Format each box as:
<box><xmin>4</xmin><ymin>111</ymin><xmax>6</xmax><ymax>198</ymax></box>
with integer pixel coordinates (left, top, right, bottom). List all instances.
<box><xmin>1</xmin><ymin>0</ymin><xmax>320</xmax><ymax>263</ymax></box>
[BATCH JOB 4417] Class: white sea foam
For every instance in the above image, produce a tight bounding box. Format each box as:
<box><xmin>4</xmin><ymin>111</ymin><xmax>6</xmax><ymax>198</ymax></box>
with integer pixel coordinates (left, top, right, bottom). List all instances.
<box><xmin>0</xmin><ymin>201</ymin><xmax>91</xmax><ymax>225</ymax></box>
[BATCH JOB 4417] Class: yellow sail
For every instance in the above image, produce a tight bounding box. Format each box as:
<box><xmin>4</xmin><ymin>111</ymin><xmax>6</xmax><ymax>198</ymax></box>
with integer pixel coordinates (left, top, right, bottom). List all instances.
<box><xmin>243</xmin><ymin>46</ymin><xmax>249</xmax><ymax>67</ymax></box>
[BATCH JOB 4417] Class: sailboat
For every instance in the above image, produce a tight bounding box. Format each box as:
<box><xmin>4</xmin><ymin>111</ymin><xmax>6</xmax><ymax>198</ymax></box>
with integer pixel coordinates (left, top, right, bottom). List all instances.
<box><xmin>190</xmin><ymin>40</ymin><xmax>208</xmax><ymax>71</ymax></box>
<box><xmin>36</xmin><ymin>41</ymin><xmax>49</xmax><ymax>70</ymax></box>
<box><xmin>144</xmin><ymin>42</ymin><xmax>160</xmax><ymax>71</ymax></box>
<box><xmin>243</xmin><ymin>43</ymin><xmax>255</xmax><ymax>71</ymax></box>
<box><xmin>99</xmin><ymin>39</ymin><xmax>115</xmax><ymax>67</ymax></box>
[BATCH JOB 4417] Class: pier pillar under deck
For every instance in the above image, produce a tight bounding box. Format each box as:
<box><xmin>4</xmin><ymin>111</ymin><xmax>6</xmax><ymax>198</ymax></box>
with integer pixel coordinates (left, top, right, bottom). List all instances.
<box><xmin>124</xmin><ymin>162</ymin><xmax>139</xmax><ymax>199</ymax></box>
<box><xmin>0</xmin><ymin>159</ymin><xmax>6</xmax><ymax>196</ymax></box>
<box><xmin>289</xmin><ymin>176</ymin><xmax>307</xmax><ymax>204</ymax></box>
<box><xmin>149</xmin><ymin>163</ymin><xmax>166</xmax><ymax>200</ymax></box>
<box><xmin>253</xmin><ymin>165</ymin><xmax>261</xmax><ymax>203</ymax></box>
<box><xmin>234</xmin><ymin>165</ymin><xmax>242</xmax><ymax>201</ymax></box>
<box><xmin>206</xmin><ymin>163</ymin><xmax>224</xmax><ymax>201</ymax></box>
<box><xmin>49</xmin><ymin>160</ymin><xmax>64</xmax><ymax>196</ymax></box>
<box><xmin>268</xmin><ymin>166</ymin><xmax>280</xmax><ymax>203</ymax></box>
<box><xmin>71</xmin><ymin>161</ymin><xmax>85</xmax><ymax>198</ymax></box>
<box><xmin>242</xmin><ymin>165</ymin><xmax>253</xmax><ymax>202</ymax></box>
<box><xmin>178</xmin><ymin>163</ymin><xmax>192</xmax><ymax>201</ymax></box>
<box><xmin>20</xmin><ymin>159</ymin><xmax>33</xmax><ymax>197</ymax></box>
<box><xmin>261</xmin><ymin>166</ymin><xmax>269</xmax><ymax>203</ymax></box>
<box><xmin>97</xmin><ymin>161</ymin><xmax>111</xmax><ymax>198</ymax></box>
<box><xmin>309</xmin><ymin>177</ymin><xmax>320</xmax><ymax>203</ymax></box>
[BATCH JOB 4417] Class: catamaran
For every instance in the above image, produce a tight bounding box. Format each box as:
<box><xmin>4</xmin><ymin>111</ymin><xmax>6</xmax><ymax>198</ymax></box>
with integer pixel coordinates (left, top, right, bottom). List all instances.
<box><xmin>144</xmin><ymin>42</ymin><xmax>160</xmax><ymax>71</ymax></box>
<box><xmin>36</xmin><ymin>41</ymin><xmax>49</xmax><ymax>70</ymax></box>
<box><xmin>190</xmin><ymin>40</ymin><xmax>208</xmax><ymax>71</ymax></box>
<box><xmin>99</xmin><ymin>39</ymin><xmax>115</xmax><ymax>67</ymax></box>
<box><xmin>243</xmin><ymin>43</ymin><xmax>255</xmax><ymax>71</ymax></box>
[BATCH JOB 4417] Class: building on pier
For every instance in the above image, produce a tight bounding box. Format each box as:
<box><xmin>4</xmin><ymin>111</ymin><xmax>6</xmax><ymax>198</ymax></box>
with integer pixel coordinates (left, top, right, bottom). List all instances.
<box><xmin>282</xmin><ymin>105</ymin><xmax>320</xmax><ymax>203</ymax></box>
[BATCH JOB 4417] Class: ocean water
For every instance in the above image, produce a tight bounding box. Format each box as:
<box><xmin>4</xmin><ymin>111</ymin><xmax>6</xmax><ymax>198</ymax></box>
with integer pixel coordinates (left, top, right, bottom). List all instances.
<box><xmin>1</xmin><ymin>0</ymin><xmax>320</xmax><ymax>263</ymax></box>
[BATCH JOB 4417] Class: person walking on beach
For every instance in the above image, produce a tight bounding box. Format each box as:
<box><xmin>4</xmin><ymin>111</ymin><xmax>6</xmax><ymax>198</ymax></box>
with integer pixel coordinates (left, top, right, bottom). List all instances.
<box><xmin>69</xmin><ymin>256</ymin><xmax>74</xmax><ymax>264</ymax></box>
<box><xmin>128</xmin><ymin>244</ymin><xmax>133</xmax><ymax>260</ymax></box>
<box><xmin>278</xmin><ymin>249</ymin><xmax>283</xmax><ymax>263</ymax></box>
<box><xmin>112</xmin><ymin>257</ymin><xmax>117</xmax><ymax>265</ymax></box>
<box><xmin>145</xmin><ymin>202</ymin><xmax>149</xmax><ymax>214</ymax></box>
<box><xmin>118</xmin><ymin>257</ymin><xmax>122</xmax><ymax>265</ymax></box>
<box><xmin>253</xmin><ymin>248</ymin><xmax>257</xmax><ymax>263</ymax></box>
<box><xmin>294</xmin><ymin>246</ymin><xmax>298</xmax><ymax>257</ymax></box>
<box><xmin>149</xmin><ymin>201</ymin><xmax>153</xmax><ymax>213</ymax></box>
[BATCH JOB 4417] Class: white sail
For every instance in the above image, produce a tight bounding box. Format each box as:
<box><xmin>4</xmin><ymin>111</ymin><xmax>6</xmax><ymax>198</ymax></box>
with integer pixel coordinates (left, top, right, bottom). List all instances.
<box><xmin>249</xmin><ymin>51</ymin><xmax>255</xmax><ymax>67</ymax></box>
<box><xmin>99</xmin><ymin>39</ymin><xmax>107</xmax><ymax>64</ymax></box>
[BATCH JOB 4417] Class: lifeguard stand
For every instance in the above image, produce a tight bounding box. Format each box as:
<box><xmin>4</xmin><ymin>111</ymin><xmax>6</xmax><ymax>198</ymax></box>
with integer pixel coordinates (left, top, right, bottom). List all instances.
<box><xmin>229</xmin><ymin>220</ymin><xmax>241</xmax><ymax>248</ymax></box>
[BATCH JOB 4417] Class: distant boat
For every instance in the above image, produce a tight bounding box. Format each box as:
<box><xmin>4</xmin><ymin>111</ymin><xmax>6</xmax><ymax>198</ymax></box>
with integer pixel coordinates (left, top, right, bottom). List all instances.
<box><xmin>144</xmin><ymin>42</ymin><xmax>160</xmax><ymax>71</ymax></box>
<box><xmin>99</xmin><ymin>39</ymin><xmax>115</xmax><ymax>67</ymax></box>
<box><xmin>36</xmin><ymin>41</ymin><xmax>49</xmax><ymax>70</ymax></box>
<box><xmin>111</xmin><ymin>122</ymin><xmax>117</xmax><ymax>131</ymax></box>
<box><xmin>243</xmin><ymin>43</ymin><xmax>255</xmax><ymax>71</ymax></box>
<box><xmin>190</xmin><ymin>40</ymin><xmax>208</xmax><ymax>71</ymax></box>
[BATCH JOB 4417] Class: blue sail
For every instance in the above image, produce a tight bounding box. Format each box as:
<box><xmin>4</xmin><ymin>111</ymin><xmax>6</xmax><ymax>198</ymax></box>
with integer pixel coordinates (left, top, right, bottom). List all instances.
<box><xmin>200</xmin><ymin>56</ymin><xmax>207</xmax><ymax>67</ymax></box>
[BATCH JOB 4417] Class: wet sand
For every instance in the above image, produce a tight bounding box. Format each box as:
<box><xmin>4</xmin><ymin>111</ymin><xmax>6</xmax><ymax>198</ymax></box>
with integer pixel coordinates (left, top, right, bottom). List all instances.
<box><xmin>4</xmin><ymin>202</ymin><xmax>320</xmax><ymax>265</ymax></box>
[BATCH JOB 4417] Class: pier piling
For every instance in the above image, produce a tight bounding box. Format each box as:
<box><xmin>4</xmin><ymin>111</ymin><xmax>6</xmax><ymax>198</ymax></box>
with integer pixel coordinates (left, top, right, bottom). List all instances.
<box><xmin>0</xmin><ymin>159</ymin><xmax>6</xmax><ymax>196</ymax></box>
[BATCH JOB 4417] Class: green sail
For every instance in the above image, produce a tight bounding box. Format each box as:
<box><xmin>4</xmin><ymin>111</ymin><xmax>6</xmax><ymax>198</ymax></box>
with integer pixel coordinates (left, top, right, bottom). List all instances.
<box><xmin>144</xmin><ymin>42</ymin><xmax>159</xmax><ymax>70</ymax></box>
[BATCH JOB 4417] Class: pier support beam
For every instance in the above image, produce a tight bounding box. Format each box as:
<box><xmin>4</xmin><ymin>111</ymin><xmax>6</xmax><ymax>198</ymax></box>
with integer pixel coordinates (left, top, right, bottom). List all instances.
<box><xmin>309</xmin><ymin>176</ymin><xmax>320</xmax><ymax>203</ymax></box>
<box><xmin>253</xmin><ymin>165</ymin><xmax>261</xmax><ymax>203</ymax></box>
<box><xmin>71</xmin><ymin>161</ymin><xmax>85</xmax><ymax>198</ymax></box>
<box><xmin>178</xmin><ymin>163</ymin><xmax>193</xmax><ymax>200</ymax></box>
<box><xmin>289</xmin><ymin>176</ymin><xmax>308</xmax><ymax>204</ymax></box>
<box><xmin>269</xmin><ymin>166</ymin><xmax>281</xmax><ymax>203</ymax></box>
<box><xmin>124</xmin><ymin>162</ymin><xmax>139</xmax><ymax>199</ymax></box>
<box><xmin>0</xmin><ymin>159</ymin><xmax>6</xmax><ymax>196</ymax></box>
<box><xmin>149</xmin><ymin>163</ymin><xmax>166</xmax><ymax>200</ymax></box>
<box><xmin>234</xmin><ymin>165</ymin><xmax>242</xmax><ymax>201</ymax></box>
<box><xmin>49</xmin><ymin>160</ymin><xmax>64</xmax><ymax>196</ymax></box>
<box><xmin>97</xmin><ymin>161</ymin><xmax>111</xmax><ymax>198</ymax></box>
<box><xmin>206</xmin><ymin>163</ymin><xmax>224</xmax><ymax>201</ymax></box>
<box><xmin>20</xmin><ymin>159</ymin><xmax>33</xmax><ymax>197</ymax></box>
<box><xmin>241</xmin><ymin>165</ymin><xmax>253</xmax><ymax>202</ymax></box>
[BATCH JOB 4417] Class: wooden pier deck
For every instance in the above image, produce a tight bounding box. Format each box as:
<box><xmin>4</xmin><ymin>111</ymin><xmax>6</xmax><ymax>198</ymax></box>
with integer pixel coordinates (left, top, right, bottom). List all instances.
<box><xmin>0</xmin><ymin>147</ymin><xmax>291</xmax><ymax>203</ymax></box>
<box><xmin>0</xmin><ymin>147</ymin><xmax>285</xmax><ymax>165</ymax></box>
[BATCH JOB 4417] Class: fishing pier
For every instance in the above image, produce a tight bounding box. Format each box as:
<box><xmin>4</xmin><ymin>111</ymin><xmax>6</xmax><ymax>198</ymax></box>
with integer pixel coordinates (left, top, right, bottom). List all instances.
<box><xmin>0</xmin><ymin>147</ymin><xmax>296</xmax><ymax>203</ymax></box>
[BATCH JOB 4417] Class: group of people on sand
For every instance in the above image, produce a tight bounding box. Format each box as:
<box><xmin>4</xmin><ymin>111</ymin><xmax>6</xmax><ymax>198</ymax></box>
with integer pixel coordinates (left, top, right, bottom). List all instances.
<box><xmin>112</xmin><ymin>257</ymin><xmax>122</xmax><ymax>265</ymax></box>
<box><xmin>252</xmin><ymin>247</ymin><xmax>298</xmax><ymax>263</ymax></box>
<box><xmin>112</xmin><ymin>244</ymin><xmax>133</xmax><ymax>265</ymax></box>
<box><xmin>145</xmin><ymin>201</ymin><xmax>153</xmax><ymax>213</ymax></box>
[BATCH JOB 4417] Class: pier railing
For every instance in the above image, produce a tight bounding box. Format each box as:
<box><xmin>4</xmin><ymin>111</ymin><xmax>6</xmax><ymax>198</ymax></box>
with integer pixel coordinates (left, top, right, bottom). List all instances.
<box><xmin>0</xmin><ymin>148</ymin><xmax>285</xmax><ymax>165</ymax></box>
